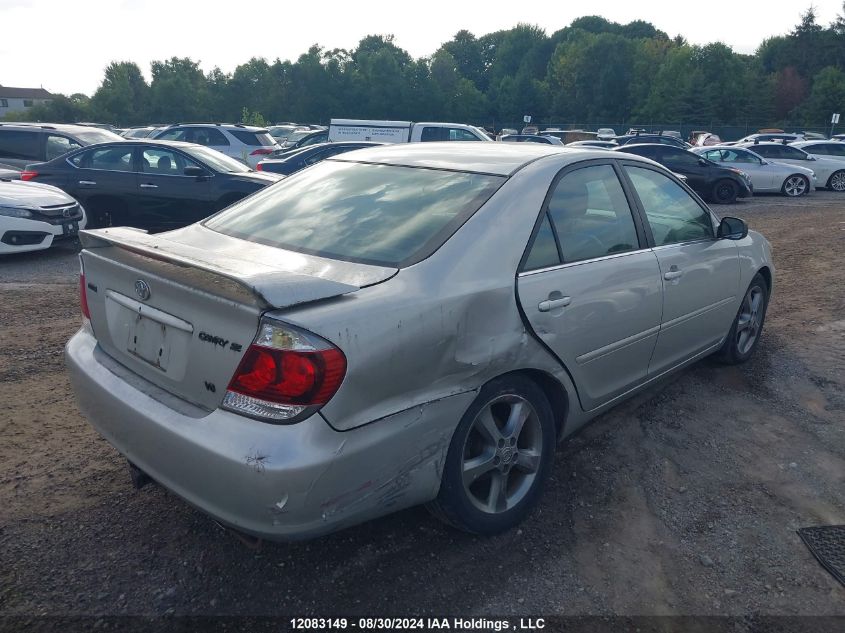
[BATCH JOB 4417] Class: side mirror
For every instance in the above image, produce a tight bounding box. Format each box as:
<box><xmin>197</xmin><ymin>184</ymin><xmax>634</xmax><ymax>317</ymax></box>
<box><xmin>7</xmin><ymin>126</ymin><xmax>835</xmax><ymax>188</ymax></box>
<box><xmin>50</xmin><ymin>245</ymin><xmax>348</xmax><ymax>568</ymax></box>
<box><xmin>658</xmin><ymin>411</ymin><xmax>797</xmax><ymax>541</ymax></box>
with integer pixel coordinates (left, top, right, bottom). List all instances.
<box><xmin>183</xmin><ymin>166</ymin><xmax>207</xmax><ymax>178</ymax></box>
<box><xmin>717</xmin><ymin>216</ymin><xmax>748</xmax><ymax>240</ymax></box>
<box><xmin>698</xmin><ymin>158</ymin><xmax>708</xmax><ymax>166</ymax></box>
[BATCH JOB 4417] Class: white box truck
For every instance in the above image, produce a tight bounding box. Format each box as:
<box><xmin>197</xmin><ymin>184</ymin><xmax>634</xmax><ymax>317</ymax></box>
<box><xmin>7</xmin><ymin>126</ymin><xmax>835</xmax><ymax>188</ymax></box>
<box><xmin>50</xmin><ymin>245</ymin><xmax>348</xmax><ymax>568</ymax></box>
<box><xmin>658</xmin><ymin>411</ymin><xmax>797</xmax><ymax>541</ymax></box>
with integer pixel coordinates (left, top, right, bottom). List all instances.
<box><xmin>328</xmin><ymin>119</ymin><xmax>491</xmax><ymax>143</ymax></box>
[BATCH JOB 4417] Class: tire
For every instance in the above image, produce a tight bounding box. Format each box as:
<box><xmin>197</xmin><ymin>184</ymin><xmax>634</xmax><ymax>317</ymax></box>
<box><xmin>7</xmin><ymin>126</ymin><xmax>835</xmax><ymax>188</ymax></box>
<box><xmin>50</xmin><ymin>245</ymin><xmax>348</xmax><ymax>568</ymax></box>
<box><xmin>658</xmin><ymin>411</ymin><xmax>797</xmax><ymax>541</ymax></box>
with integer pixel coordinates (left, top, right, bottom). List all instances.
<box><xmin>426</xmin><ymin>374</ymin><xmax>556</xmax><ymax>534</ymax></box>
<box><xmin>781</xmin><ymin>174</ymin><xmax>809</xmax><ymax>197</ymax></box>
<box><xmin>712</xmin><ymin>179</ymin><xmax>738</xmax><ymax>204</ymax></box>
<box><xmin>827</xmin><ymin>170</ymin><xmax>845</xmax><ymax>192</ymax></box>
<box><xmin>715</xmin><ymin>272</ymin><xmax>769</xmax><ymax>365</ymax></box>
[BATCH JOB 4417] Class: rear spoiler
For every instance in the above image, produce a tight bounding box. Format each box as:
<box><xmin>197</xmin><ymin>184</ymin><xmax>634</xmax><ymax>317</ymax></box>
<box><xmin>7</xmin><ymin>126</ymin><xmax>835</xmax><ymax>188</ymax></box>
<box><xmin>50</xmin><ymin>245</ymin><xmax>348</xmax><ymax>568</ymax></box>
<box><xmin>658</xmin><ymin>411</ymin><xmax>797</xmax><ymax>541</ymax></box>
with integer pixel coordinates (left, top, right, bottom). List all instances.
<box><xmin>79</xmin><ymin>227</ymin><xmax>360</xmax><ymax>310</ymax></box>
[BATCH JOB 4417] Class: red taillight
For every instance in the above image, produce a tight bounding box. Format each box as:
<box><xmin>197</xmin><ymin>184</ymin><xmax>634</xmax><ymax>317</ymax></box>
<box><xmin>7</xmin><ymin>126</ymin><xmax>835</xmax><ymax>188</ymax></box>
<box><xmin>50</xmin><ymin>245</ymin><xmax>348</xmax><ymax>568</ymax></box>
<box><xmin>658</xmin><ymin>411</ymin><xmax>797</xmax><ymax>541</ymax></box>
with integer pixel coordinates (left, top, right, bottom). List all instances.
<box><xmin>256</xmin><ymin>163</ymin><xmax>264</xmax><ymax>171</ymax></box>
<box><xmin>228</xmin><ymin>346</ymin><xmax>345</xmax><ymax>406</ymax></box>
<box><xmin>249</xmin><ymin>148</ymin><xmax>273</xmax><ymax>156</ymax></box>
<box><xmin>20</xmin><ymin>170</ymin><xmax>38</xmax><ymax>181</ymax></box>
<box><xmin>79</xmin><ymin>271</ymin><xmax>91</xmax><ymax>320</ymax></box>
<box><xmin>223</xmin><ymin>321</ymin><xmax>346</xmax><ymax>422</ymax></box>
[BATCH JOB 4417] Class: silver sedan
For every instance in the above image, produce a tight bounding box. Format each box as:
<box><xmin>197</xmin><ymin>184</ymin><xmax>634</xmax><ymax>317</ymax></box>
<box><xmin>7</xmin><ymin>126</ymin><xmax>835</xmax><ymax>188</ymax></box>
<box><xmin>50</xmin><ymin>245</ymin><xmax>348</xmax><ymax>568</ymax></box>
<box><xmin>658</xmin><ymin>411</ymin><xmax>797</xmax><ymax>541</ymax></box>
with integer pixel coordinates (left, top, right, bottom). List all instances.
<box><xmin>66</xmin><ymin>143</ymin><xmax>774</xmax><ymax>540</ymax></box>
<box><xmin>692</xmin><ymin>145</ymin><xmax>816</xmax><ymax>196</ymax></box>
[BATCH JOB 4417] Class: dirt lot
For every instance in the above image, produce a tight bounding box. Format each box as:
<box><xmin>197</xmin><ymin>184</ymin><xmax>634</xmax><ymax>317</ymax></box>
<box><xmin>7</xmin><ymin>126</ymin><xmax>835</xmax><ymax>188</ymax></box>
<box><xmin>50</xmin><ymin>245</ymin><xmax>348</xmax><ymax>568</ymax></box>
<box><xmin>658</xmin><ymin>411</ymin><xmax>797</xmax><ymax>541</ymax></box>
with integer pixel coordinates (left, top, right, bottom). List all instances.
<box><xmin>1</xmin><ymin>192</ymin><xmax>843</xmax><ymax>620</ymax></box>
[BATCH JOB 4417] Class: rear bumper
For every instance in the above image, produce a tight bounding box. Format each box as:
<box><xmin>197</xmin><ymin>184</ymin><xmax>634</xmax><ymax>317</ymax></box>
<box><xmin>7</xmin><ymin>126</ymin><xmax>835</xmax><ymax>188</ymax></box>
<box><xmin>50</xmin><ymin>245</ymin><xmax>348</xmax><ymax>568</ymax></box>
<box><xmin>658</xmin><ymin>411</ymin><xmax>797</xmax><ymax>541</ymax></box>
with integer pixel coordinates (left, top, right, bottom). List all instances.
<box><xmin>66</xmin><ymin>326</ymin><xmax>472</xmax><ymax>540</ymax></box>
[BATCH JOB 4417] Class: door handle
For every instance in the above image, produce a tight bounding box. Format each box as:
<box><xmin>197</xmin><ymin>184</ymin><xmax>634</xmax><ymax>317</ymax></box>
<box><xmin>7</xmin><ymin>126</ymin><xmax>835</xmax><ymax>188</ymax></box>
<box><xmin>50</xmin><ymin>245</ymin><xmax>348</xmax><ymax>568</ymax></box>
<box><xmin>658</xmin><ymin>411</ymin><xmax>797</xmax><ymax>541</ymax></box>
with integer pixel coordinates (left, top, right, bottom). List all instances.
<box><xmin>538</xmin><ymin>296</ymin><xmax>571</xmax><ymax>312</ymax></box>
<box><xmin>139</xmin><ymin>183</ymin><xmax>158</xmax><ymax>189</ymax></box>
<box><xmin>663</xmin><ymin>269</ymin><xmax>684</xmax><ymax>281</ymax></box>
<box><xmin>78</xmin><ymin>180</ymin><xmax>96</xmax><ymax>186</ymax></box>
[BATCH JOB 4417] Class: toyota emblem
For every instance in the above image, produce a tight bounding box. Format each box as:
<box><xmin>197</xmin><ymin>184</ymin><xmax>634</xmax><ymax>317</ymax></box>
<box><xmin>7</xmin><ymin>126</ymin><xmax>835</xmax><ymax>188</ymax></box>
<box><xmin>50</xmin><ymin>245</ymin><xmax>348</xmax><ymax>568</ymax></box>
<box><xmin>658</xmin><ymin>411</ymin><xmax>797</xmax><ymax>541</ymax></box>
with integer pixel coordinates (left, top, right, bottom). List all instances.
<box><xmin>134</xmin><ymin>279</ymin><xmax>151</xmax><ymax>301</ymax></box>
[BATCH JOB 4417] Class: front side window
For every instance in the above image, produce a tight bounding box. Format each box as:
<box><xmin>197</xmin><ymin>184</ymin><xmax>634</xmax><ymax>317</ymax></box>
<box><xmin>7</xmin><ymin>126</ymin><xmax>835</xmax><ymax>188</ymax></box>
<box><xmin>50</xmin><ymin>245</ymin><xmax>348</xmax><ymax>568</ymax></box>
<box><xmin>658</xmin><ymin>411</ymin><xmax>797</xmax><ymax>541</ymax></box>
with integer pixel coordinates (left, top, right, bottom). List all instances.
<box><xmin>205</xmin><ymin>161</ymin><xmax>504</xmax><ymax>267</ymax></box>
<box><xmin>625</xmin><ymin>166</ymin><xmax>713</xmax><ymax>246</ymax></box>
<box><xmin>448</xmin><ymin>128</ymin><xmax>481</xmax><ymax>141</ymax></box>
<box><xmin>779</xmin><ymin>146</ymin><xmax>810</xmax><ymax>160</ymax></box>
<box><xmin>420</xmin><ymin>127</ymin><xmax>444</xmax><ymax>142</ymax></box>
<box><xmin>141</xmin><ymin>148</ymin><xmax>200</xmax><ymax>174</ymax></box>
<box><xmin>45</xmin><ymin>135</ymin><xmax>82</xmax><ymax>161</ymax></box>
<box><xmin>661</xmin><ymin>149</ymin><xmax>700</xmax><ymax>170</ymax></box>
<box><xmin>156</xmin><ymin>128</ymin><xmax>189</xmax><ymax>142</ymax></box>
<box><xmin>546</xmin><ymin>164</ymin><xmax>639</xmax><ymax>263</ymax></box>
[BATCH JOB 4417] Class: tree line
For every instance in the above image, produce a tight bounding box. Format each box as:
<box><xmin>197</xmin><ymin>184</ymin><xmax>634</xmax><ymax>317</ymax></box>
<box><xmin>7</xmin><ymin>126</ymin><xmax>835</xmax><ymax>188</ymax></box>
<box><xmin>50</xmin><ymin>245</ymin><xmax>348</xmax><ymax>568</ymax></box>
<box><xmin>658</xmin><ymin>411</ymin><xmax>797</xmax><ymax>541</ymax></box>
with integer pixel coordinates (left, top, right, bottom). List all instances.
<box><xmin>11</xmin><ymin>6</ymin><xmax>845</xmax><ymax>131</ymax></box>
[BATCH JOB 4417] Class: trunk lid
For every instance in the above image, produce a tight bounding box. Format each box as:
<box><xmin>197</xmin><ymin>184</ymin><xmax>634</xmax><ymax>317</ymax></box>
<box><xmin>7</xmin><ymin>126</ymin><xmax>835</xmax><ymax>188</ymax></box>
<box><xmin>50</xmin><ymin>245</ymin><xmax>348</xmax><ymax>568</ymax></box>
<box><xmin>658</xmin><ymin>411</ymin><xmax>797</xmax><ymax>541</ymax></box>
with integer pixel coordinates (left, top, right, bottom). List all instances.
<box><xmin>80</xmin><ymin>225</ymin><xmax>397</xmax><ymax>410</ymax></box>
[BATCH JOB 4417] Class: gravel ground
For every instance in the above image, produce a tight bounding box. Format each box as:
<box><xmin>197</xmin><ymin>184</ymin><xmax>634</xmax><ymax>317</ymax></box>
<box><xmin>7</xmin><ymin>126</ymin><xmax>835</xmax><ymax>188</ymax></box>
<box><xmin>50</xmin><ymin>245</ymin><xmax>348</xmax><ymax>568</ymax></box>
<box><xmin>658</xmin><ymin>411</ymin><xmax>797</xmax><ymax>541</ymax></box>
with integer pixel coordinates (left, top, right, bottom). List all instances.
<box><xmin>0</xmin><ymin>192</ymin><xmax>843</xmax><ymax>620</ymax></box>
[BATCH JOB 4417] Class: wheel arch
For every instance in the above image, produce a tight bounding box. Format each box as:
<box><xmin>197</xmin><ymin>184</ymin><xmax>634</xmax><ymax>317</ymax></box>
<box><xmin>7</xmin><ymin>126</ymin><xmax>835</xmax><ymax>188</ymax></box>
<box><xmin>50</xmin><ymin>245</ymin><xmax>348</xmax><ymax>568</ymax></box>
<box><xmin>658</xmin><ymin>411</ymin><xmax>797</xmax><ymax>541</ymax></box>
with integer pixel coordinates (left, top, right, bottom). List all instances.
<box><xmin>757</xmin><ymin>265</ymin><xmax>773</xmax><ymax>292</ymax></box>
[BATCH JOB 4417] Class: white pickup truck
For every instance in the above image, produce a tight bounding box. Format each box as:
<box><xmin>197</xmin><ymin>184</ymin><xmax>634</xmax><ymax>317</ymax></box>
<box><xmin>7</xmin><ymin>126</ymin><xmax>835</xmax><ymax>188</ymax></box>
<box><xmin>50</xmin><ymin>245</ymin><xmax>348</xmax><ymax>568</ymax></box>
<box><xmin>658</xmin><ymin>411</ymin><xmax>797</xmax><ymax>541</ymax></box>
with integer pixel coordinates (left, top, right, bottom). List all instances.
<box><xmin>328</xmin><ymin>119</ymin><xmax>492</xmax><ymax>143</ymax></box>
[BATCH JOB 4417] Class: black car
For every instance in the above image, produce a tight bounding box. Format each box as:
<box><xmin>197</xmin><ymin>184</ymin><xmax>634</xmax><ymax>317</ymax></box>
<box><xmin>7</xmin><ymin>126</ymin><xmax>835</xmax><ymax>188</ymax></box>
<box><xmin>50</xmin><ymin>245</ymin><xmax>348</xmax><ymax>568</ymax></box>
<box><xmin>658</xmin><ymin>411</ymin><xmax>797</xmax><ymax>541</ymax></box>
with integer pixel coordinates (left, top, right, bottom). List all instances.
<box><xmin>614</xmin><ymin>134</ymin><xmax>690</xmax><ymax>149</ymax></box>
<box><xmin>257</xmin><ymin>142</ymin><xmax>382</xmax><ymax>175</ymax></box>
<box><xmin>614</xmin><ymin>144</ymin><xmax>753</xmax><ymax>203</ymax></box>
<box><xmin>22</xmin><ymin>140</ymin><xmax>281</xmax><ymax>230</ymax></box>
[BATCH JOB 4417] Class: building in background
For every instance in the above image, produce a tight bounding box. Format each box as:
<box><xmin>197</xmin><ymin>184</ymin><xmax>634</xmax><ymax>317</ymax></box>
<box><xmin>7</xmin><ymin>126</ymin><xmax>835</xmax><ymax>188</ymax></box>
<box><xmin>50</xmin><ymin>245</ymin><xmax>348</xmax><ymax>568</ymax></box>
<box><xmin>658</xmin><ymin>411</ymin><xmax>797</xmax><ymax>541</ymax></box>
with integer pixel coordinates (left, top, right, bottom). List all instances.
<box><xmin>0</xmin><ymin>85</ymin><xmax>53</xmax><ymax>117</ymax></box>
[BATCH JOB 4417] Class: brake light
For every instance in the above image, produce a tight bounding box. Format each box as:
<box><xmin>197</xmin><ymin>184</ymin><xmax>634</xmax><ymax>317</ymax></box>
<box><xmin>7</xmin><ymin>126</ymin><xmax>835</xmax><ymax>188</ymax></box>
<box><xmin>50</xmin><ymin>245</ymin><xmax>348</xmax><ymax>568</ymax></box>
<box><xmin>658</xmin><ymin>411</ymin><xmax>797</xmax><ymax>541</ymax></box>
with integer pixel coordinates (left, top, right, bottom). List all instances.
<box><xmin>79</xmin><ymin>257</ymin><xmax>90</xmax><ymax>320</ymax></box>
<box><xmin>223</xmin><ymin>321</ymin><xmax>346</xmax><ymax>422</ymax></box>
<box><xmin>20</xmin><ymin>170</ymin><xmax>38</xmax><ymax>181</ymax></box>
<box><xmin>256</xmin><ymin>163</ymin><xmax>264</xmax><ymax>171</ymax></box>
<box><xmin>250</xmin><ymin>148</ymin><xmax>273</xmax><ymax>156</ymax></box>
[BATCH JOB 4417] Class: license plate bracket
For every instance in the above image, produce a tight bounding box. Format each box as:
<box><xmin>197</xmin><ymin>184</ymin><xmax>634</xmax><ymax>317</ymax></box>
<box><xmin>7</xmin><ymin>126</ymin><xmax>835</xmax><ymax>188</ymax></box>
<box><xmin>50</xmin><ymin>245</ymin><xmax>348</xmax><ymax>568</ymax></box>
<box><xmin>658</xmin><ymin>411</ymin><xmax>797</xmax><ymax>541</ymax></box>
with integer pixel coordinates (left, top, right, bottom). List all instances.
<box><xmin>61</xmin><ymin>220</ymin><xmax>79</xmax><ymax>236</ymax></box>
<box><xmin>127</xmin><ymin>314</ymin><xmax>171</xmax><ymax>371</ymax></box>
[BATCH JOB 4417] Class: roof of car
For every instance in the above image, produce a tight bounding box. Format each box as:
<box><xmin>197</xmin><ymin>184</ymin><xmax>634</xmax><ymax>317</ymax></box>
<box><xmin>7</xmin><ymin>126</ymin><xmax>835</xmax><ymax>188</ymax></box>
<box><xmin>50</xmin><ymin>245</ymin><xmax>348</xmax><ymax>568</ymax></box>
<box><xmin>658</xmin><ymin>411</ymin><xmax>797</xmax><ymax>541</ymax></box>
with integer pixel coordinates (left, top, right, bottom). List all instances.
<box><xmin>0</xmin><ymin>122</ymin><xmax>114</xmax><ymax>134</ymax></box>
<box><xmin>327</xmin><ymin>141</ymin><xmax>615</xmax><ymax>176</ymax></box>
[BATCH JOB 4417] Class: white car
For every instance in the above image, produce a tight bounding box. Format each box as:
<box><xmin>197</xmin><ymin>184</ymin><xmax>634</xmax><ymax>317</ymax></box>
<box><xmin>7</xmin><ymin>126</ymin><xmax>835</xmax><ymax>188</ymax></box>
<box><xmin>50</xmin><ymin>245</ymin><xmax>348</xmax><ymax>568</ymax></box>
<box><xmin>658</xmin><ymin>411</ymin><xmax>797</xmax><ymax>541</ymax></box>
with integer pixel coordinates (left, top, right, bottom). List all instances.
<box><xmin>152</xmin><ymin>124</ymin><xmax>279</xmax><ymax>168</ymax></box>
<box><xmin>693</xmin><ymin>145</ymin><xmax>816</xmax><ymax>196</ymax></box>
<box><xmin>0</xmin><ymin>178</ymin><xmax>86</xmax><ymax>254</ymax></box>
<box><xmin>596</xmin><ymin>127</ymin><xmax>616</xmax><ymax>140</ymax></box>
<box><xmin>791</xmin><ymin>140</ymin><xmax>845</xmax><ymax>168</ymax></box>
<box><xmin>736</xmin><ymin>142</ymin><xmax>845</xmax><ymax>192</ymax></box>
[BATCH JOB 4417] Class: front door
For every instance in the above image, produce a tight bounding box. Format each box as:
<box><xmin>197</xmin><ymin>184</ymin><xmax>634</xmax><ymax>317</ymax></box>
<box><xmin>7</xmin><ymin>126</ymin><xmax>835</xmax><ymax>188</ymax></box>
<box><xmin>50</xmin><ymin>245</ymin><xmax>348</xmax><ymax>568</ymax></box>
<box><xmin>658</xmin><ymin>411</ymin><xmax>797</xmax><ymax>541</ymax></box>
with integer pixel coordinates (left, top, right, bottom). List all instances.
<box><xmin>621</xmin><ymin>164</ymin><xmax>740</xmax><ymax>375</ymax></box>
<box><xmin>517</xmin><ymin>162</ymin><xmax>663</xmax><ymax>411</ymax></box>
<box><xmin>135</xmin><ymin>146</ymin><xmax>212</xmax><ymax>230</ymax></box>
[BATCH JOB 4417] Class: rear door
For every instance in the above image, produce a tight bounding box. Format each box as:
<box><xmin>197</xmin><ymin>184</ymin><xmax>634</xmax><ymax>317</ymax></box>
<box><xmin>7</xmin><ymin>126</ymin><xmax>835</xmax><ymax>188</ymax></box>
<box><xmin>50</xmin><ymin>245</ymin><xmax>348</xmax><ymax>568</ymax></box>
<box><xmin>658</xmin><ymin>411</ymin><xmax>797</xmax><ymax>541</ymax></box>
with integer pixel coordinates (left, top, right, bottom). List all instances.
<box><xmin>620</xmin><ymin>163</ymin><xmax>740</xmax><ymax>375</ymax></box>
<box><xmin>68</xmin><ymin>144</ymin><xmax>138</xmax><ymax>219</ymax></box>
<box><xmin>134</xmin><ymin>146</ymin><xmax>213</xmax><ymax>229</ymax></box>
<box><xmin>658</xmin><ymin>147</ymin><xmax>711</xmax><ymax>196</ymax></box>
<box><xmin>517</xmin><ymin>161</ymin><xmax>662</xmax><ymax>411</ymax></box>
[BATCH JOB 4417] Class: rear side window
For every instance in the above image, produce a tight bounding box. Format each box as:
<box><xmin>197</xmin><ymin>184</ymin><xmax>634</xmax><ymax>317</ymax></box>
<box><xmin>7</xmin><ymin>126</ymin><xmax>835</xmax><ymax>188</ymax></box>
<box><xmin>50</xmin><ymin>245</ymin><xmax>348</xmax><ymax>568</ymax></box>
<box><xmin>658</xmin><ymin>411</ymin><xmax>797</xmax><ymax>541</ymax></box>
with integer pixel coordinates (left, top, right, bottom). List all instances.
<box><xmin>420</xmin><ymin>127</ymin><xmax>444</xmax><ymax>142</ymax></box>
<box><xmin>193</xmin><ymin>127</ymin><xmax>229</xmax><ymax>146</ymax></box>
<box><xmin>156</xmin><ymin>128</ymin><xmax>189</xmax><ymax>142</ymax></box>
<box><xmin>79</xmin><ymin>146</ymin><xmax>135</xmax><ymax>171</ymax></box>
<box><xmin>205</xmin><ymin>161</ymin><xmax>504</xmax><ymax>267</ymax></box>
<box><xmin>0</xmin><ymin>130</ymin><xmax>41</xmax><ymax>160</ymax></box>
<box><xmin>523</xmin><ymin>213</ymin><xmax>560</xmax><ymax>270</ymax></box>
<box><xmin>625</xmin><ymin>166</ymin><xmax>713</xmax><ymax>245</ymax></box>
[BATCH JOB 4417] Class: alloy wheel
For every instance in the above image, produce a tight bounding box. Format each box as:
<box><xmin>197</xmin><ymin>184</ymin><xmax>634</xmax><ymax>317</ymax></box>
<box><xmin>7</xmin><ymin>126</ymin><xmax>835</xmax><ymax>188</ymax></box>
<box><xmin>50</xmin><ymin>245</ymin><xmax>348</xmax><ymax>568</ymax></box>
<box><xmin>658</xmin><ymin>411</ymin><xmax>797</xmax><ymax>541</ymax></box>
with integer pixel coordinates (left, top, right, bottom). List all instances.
<box><xmin>461</xmin><ymin>394</ymin><xmax>543</xmax><ymax>514</ymax></box>
<box><xmin>783</xmin><ymin>176</ymin><xmax>807</xmax><ymax>196</ymax></box>
<box><xmin>736</xmin><ymin>285</ymin><xmax>764</xmax><ymax>355</ymax></box>
<box><xmin>829</xmin><ymin>171</ymin><xmax>845</xmax><ymax>191</ymax></box>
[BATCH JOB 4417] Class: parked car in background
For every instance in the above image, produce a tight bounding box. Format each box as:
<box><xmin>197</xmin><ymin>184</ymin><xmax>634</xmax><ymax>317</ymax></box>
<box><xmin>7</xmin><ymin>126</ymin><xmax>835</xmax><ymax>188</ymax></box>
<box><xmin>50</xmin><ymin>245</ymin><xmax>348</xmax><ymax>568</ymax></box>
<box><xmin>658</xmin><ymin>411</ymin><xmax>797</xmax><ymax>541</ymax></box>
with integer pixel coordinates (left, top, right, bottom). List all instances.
<box><xmin>22</xmin><ymin>140</ymin><xmax>281</xmax><ymax>231</ymax></box>
<box><xmin>693</xmin><ymin>133</ymin><xmax>722</xmax><ymax>146</ymax></box>
<box><xmin>0</xmin><ymin>178</ymin><xmax>86</xmax><ymax>254</ymax></box>
<box><xmin>797</xmin><ymin>131</ymin><xmax>828</xmax><ymax>141</ymax></box>
<box><xmin>692</xmin><ymin>146</ymin><xmax>815</xmax><ymax>197</ymax></box>
<box><xmin>496</xmin><ymin>128</ymin><xmax>518</xmax><ymax>140</ymax></box>
<box><xmin>257</xmin><ymin>142</ymin><xmax>382</xmax><ymax>175</ymax></box>
<box><xmin>521</xmin><ymin>125</ymin><xmax>539</xmax><ymax>134</ymax></box>
<box><xmin>152</xmin><ymin>124</ymin><xmax>278</xmax><ymax>168</ymax></box>
<box><xmin>614</xmin><ymin>133</ymin><xmax>691</xmax><ymax>149</ymax></box>
<box><xmin>267</xmin><ymin>124</ymin><xmax>303</xmax><ymax>144</ymax></box>
<box><xmin>327</xmin><ymin>119</ymin><xmax>491</xmax><ymax>144</ymax></box>
<box><xmin>67</xmin><ymin>142</ymin><xmax>773</xmax><ymax>540</ymax></box>
<box><xmin>736</xmin><ymin>133</ymin><xmax>804</xmax><ymax>144</ymax></box>
<box><xmin>791</xmin><ymin>140</ymin><xmax>845</xmax><ymax>161</ymax></box>
<box><xmin>542</xmin><ymin>130</ymin><xmax>598</xmax><ymax>144</ymax></box>
<box><xmin>615</xmin><ymin>143</ymin><xmax>753</xmax><ymax>203</ymax></box>
<box><xmin>596</xmin><ymin>127</ymin><xmax>616</xmax><ymax>140</ymax></box>
<box><xmin>565</xmin><ymin>140</ymin><xmax>617</xmax><ymax>149</ymax></box>
<box><xmin>122</xmin><ymin>127</ymin><xmax>159</xmax><ymax>139</ymax></box>
<box><xmin>0</xmin><ymin>123</ymin><xmax>124</xmax><ymax>169</ymax></box>
<box><xmin>500</xmin><ymin>134</ymin><xmax>564</xmax><ymax>145</ymax></box>
<box><xmin>736</xmin><ymin>142</ymin><xmax>845</xmax><ymax>191</ymax></box>
<box><xmin>278</xmin><ymin>128</ymin><xmax>329</xmax><ymax>151</ymax></box>
<box><xmin>831</xmin><ymin>133</ymin><xmax>845</xmax><ymax>141</ymax></box>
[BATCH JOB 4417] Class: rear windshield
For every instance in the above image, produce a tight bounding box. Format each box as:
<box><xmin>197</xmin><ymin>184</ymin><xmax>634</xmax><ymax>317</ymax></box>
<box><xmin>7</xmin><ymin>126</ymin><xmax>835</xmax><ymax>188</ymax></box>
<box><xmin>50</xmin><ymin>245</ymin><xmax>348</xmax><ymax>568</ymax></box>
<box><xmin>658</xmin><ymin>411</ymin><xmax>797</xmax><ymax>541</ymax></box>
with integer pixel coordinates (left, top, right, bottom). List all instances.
<box><xmin>74</xmin><ymin>129</ymin><xmax>124</xmax><ymax>144</ymax></box>
<box><xmin>204</xmin><ymin>161</ymin><xmax>504</xmax><ymax>267</ymax></box>
<box><xmin>230</xmin><ymin>130</ymin><xmax>275</xmax><ymax>146</ymax></box>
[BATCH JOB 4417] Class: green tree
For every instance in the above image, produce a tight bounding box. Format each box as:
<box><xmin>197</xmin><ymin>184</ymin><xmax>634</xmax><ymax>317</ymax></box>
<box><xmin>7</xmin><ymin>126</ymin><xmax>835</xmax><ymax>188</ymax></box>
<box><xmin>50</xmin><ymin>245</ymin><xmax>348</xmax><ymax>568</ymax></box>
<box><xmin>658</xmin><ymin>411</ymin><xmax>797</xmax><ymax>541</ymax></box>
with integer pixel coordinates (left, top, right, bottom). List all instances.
<box><xmin>802</xmin><ymin>66</ymin><xmax>845</xmax><ymax>124</ymax></box>
<box><xmin>89</xmin><ymin>61</ymin><xmax>149</xmax><ymax>125</ymax></box>
<box><xmin>148</xmin><ymin>57</ymin><xmax>208</xmax><ymax>122</ymax></box>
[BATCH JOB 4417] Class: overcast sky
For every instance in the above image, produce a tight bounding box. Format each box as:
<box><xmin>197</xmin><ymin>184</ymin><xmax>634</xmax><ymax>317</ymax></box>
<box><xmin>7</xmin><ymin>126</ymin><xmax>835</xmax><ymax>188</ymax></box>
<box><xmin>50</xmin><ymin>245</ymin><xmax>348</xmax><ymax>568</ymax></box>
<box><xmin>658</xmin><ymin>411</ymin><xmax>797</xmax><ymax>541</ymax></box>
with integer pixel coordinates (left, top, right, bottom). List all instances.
<box><xmin>1</xmin><ymin>0</ymin><xmax>843</xmax><ymax>95</ymax></box>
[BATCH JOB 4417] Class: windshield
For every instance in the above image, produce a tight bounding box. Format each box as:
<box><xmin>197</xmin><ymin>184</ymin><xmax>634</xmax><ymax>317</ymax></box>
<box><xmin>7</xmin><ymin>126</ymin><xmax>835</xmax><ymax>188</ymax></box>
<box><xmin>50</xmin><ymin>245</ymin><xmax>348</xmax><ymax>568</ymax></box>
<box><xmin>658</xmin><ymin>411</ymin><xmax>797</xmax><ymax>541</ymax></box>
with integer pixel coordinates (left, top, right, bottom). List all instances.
<box><xmin>285</xmin><ymin>130</ymin><xmax>312</xmax><ymax>142</ymax></box>
<box><xmin>183</xmin><ymin>145</ymin><xmax>251</xmax><ymax>173</ymax></box>
<box><xmin>204</xmin><ymin>161</ymin><xmax>504</xmax><ymax>266</ymax></box>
